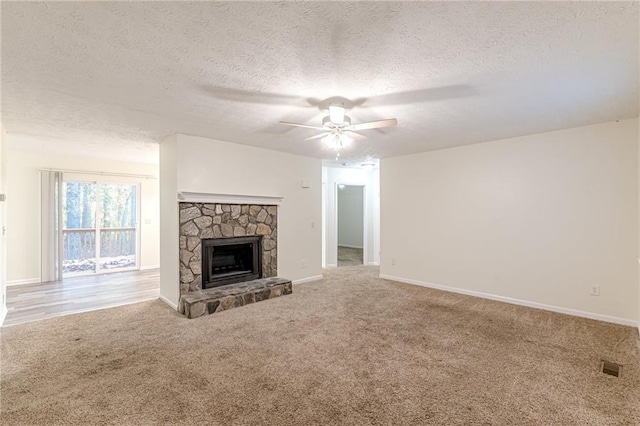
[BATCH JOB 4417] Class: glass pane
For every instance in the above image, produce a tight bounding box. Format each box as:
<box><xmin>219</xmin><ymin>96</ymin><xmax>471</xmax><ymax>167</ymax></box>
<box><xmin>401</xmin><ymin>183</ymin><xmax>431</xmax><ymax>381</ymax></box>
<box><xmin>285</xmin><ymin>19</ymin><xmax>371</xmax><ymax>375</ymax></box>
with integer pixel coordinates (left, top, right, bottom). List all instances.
<box><xmin>63</xmin><ymin>181</ymin><xmax>96</xmax><ymax>229</ymax></box>
<box><xmin>99</xmin><ymin>184</ymin><xmax>137</xmax><ymax>229</ymax></box>
<box><xmin>99</xmin><ymin>184</ymin><xmax>137</xmax><ymax>270</ymax></box>
<box><xmin>62</xmin><ymin>181</ymin><xmax>97</xmax><ymax>275</ymax></box>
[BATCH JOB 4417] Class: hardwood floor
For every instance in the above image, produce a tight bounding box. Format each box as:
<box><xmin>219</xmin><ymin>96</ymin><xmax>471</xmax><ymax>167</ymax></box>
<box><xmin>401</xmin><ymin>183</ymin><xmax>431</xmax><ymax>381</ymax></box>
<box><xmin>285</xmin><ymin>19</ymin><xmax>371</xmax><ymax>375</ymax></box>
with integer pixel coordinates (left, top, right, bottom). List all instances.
<box><xmin>3</xmin><ymin>269</ymin><xmax>160</xmax><ymax>327</ymax></box>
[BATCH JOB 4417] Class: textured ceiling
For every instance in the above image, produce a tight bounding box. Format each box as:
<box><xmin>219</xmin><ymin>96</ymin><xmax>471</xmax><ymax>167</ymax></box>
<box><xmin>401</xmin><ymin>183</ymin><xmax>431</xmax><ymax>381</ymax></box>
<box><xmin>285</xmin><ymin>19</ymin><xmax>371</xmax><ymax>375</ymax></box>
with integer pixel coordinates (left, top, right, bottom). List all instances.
<box><xmin>2</xmin><ymin>1</ymin><xmax>638</xmax><ymax>164</ymax></box>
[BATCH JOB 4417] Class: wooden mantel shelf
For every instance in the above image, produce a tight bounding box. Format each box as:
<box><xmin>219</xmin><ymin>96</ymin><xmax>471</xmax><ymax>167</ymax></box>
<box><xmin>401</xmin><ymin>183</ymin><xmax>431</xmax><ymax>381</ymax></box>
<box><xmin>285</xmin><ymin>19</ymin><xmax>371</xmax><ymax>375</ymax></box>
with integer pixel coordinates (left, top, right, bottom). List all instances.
<box><xmin>177</xmin><ymin>192</ymin><xmax>284</xmax><ymax>205</ymax></box>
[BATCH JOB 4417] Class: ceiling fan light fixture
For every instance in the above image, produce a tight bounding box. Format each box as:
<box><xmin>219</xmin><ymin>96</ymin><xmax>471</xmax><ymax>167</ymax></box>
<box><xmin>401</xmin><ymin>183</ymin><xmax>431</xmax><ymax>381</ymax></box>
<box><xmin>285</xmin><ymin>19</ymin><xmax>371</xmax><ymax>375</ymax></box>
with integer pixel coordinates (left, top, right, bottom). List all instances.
<box><xmin>323</xmin><ymin>134</ymin><xmax>341</xmax><ymax>150</ymax></box>
<box><xmin>329</xmin><ymin>105</ymin><xmax>345</xmax><ymax>124</ymax></box>
<box><xmin>323</xmin><ymin>131</ymin><xmax>352</xmax><ymax>150</ymax></box>
<box><xmin>338</xmin><ymin>132</ymin><xmax>352</xmax><ymax>145</ymax></box>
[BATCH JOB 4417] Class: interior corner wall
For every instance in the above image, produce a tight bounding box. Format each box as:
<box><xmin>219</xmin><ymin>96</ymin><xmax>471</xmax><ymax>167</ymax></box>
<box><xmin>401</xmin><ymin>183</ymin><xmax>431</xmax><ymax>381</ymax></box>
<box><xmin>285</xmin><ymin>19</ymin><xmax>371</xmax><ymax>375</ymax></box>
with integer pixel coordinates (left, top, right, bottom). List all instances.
<box><xmin>159</xmin><ymin>135</ymin><xmax>179</xmax><ymax>308</ymax></box>
<box><xmin>5</xmin><ymin>148</ymin><xmax>160</xmax><ymax>284</ymax></box>
<box><xmin>174</xmin><ymin>134</ymin><xmax>322</xmax><ymax>284</ymax></box>
<box><xmin>323</xmin><ymin>166</ymin><xmax>380</xmax><ymax>267</ymax></box>
<box><xmin>380</xmin><ymin>118</ymin><xmax>639</xmax><ymax>325</ymax></box>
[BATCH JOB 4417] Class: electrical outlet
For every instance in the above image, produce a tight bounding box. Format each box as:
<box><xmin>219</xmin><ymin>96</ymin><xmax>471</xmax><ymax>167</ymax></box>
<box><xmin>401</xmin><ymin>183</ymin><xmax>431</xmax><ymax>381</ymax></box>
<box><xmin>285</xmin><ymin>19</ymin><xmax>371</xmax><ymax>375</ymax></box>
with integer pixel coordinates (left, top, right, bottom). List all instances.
<box><xmin>301</xmin><ymin>259</ymin><xmax>306</xmax><ymax>268</ymax></box>
<box><xmin>391</xmin><ymin>258</ymin><xmax>396</xmax><ymax>266</ymax></box>
<box><xmin>590</xmin><ymin>285</ymin><xmax>600</xmax><ymax>296</ymax></box>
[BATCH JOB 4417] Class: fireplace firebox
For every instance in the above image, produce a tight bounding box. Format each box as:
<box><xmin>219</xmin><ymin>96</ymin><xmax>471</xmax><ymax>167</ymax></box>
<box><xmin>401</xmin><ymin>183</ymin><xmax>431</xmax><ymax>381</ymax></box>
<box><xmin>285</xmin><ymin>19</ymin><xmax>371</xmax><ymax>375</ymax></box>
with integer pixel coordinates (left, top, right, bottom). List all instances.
<box><xmin>201</xmin><ymin>236</ymin><xmax>262</xmax><ymax>289</ymax></box>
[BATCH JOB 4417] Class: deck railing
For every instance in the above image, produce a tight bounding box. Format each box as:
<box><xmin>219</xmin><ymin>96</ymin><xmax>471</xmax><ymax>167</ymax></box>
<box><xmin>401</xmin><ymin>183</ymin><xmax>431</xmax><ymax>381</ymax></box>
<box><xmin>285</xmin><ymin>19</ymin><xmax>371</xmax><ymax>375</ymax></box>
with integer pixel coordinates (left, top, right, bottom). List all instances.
<box><xmin>63</xmin><ymin>228</ymin><xmax>136</xmax><ymax>260</ymax></box>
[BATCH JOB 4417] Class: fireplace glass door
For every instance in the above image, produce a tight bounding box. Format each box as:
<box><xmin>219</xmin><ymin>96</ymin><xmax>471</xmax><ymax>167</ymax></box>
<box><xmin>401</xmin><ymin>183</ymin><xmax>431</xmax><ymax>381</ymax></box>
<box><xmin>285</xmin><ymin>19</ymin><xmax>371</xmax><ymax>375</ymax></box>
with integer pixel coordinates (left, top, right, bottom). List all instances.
<box><xmin>202</xmin><ymin>236</ymin><xmax>262</xmax><ymax>289</ymax></box>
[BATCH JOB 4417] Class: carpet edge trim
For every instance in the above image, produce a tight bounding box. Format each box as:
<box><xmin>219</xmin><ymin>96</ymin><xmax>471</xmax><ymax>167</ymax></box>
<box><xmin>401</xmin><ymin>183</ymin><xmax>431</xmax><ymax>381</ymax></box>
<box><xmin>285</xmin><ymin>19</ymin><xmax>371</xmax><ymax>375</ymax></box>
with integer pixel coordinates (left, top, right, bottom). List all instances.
<box><xmin>2</xmin><ymin>297</ymin><xmax>160</xmax><ymax>327</ymax></box>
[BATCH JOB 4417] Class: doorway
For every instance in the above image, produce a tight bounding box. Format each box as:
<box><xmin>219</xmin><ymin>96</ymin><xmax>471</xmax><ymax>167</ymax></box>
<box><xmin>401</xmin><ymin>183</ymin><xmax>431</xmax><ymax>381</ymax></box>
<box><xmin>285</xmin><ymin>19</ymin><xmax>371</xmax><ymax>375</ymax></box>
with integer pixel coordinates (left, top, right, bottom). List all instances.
<box><xmin>337</xmin><ymin>184</ymin><xmax>364</xmax><ymax>267</ymax></box>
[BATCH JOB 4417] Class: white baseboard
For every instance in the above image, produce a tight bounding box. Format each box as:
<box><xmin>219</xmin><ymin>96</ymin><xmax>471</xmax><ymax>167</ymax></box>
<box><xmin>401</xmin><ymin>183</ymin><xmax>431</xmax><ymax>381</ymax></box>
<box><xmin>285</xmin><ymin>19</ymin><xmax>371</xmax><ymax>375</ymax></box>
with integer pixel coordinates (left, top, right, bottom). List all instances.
<box><xmin>325</xmin><ymin>264</ymin><xmax>337</xmax><ymax>268</ymax></box>
<box><xmin>367</xmin><ymin>262</ymin><xmax>380</xmax><ymax>266</ymax></box>
<box><xmin>159</xmin><ymin>295</ymin><xmax>178</xmax><ymax>310</ymax></box>
<box><xmin>0</xmin><ymin>304</ymin><xmax>7</xmax><ymax>326</ymax></box>
<box><xmin>7</xmin><ymin>277</ymin><xmax>40</xmax><ymax>286</ymax></box>
<box><xmin>379</xmin><ymin>274</ymin><xmax>638</xmax><ymax>328</ymax></box>
<box><xmin>338</xmin><ymin>244</ymin><xmax>363</xmax><ymax>249</ymax></box>
<box><xmin>140</xmin><ymin>265</ymin><xmax>160</xmax><ymax>271</ymax></box>
<box><xmin>292</xmin><ymin>275</ymin><xmax>323</xmax><ymax>285</ymax></box>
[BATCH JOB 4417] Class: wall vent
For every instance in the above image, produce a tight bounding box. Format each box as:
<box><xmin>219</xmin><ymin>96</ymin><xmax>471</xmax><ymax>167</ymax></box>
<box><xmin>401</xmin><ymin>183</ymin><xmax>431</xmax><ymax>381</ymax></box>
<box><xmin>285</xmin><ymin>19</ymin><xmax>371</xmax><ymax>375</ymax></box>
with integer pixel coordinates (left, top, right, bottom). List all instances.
<box><xmin>600</xmin><ymin>360</ymin><xmax>622</xmax><ymax>377</ymax></box>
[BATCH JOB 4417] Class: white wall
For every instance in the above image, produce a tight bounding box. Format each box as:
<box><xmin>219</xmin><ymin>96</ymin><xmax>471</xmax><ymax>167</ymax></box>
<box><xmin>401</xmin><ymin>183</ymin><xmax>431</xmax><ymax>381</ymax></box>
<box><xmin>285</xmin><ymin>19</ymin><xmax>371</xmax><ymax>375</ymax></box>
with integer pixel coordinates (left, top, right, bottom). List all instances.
<box><xmin>160</xmin><ymin>134</ymin><xmax>322</xmax><ymax>308</ymax></box>
<box><xmin>159</xmin><ymin>135</ymin><xmax>179</xmax><ymax>308</ymax></box>
<box><xmin>323</xmin><ymin>166</ymin><xmax>380</xmax><ymax>267</ymax></box>
<box><xmin>0</xmin><ymin>125</ymin><xmax>7</xmax><ymax>324</ymax></box>
<box><xmin>337</xmin><ymin>185</ymin><xmax>364</xmax><ymax>249</ymax></box>
<box><xmin>381</xmin><ymin>119</ymin><xmax>639</xmax><ymax>325</ymax></box>
<box><xmin>5</xmin><ymin>149</ymin><xmax>160</xmax><ymax>283</ymax></box>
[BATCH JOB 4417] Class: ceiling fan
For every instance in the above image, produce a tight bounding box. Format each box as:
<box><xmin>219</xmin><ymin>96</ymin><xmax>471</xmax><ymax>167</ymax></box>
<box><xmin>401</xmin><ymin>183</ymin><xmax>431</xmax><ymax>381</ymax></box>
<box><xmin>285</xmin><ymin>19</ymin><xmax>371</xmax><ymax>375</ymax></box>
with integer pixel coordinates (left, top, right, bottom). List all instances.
<box><xmin>279</xmin><ymin>104</ymin><xmax>397</xmax><ymax>152</ymax></box>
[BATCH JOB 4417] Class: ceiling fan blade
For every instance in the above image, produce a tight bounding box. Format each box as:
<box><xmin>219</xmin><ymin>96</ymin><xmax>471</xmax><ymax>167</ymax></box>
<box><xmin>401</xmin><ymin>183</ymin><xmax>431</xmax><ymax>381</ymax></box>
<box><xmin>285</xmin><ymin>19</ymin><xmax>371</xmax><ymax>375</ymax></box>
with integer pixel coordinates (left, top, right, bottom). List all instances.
<box><xmin>364</xmin><ymin>85</ymin><xmax>475</xmax><ymax>106</ymax></box>
<box><xmin>345</xmin><ymin>131</ymin><xmax>367</xmax><ymax>141</ymax></box>
<box><xmin>348</xmin><ymin>118</ymin><xmax>398</xmax><ymax>131</ymax></box>
<box><xmin>279</xmin><ymin>121</ymin><xmax>326</xmax><ymax>131</ymax></box>
<box><xmin>305</xmin><ymin>133</ymin><xmax>329</xmax><ymax>141</ymax></box>
<box><xmin>201</xmin><ymin>86</ymin><xmax>310</xmax><ymax>107</ymax></box>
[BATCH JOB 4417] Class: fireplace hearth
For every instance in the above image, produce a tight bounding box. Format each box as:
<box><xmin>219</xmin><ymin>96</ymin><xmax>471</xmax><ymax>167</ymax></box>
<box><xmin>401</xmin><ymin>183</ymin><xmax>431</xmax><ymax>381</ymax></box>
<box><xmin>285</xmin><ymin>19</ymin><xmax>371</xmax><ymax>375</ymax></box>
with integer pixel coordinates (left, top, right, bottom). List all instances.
<box><xmin>202</xmin><ymin>236</ymin><xmax>261</xmax><ymax>289</ymax></box>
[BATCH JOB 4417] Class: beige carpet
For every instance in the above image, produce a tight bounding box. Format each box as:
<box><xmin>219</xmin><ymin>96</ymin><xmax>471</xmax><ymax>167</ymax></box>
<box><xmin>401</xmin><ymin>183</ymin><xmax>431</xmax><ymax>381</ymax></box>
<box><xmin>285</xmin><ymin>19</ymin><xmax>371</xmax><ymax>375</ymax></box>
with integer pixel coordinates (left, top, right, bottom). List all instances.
<box><xmin>1</xmin><ymin>266</ymin><xmax>639</xmax><ymax>425</ymax></box>
<box><xmin>338</xmin><ymin>246</ymin><xmax>363</xmax><ymax>267</ymax></box>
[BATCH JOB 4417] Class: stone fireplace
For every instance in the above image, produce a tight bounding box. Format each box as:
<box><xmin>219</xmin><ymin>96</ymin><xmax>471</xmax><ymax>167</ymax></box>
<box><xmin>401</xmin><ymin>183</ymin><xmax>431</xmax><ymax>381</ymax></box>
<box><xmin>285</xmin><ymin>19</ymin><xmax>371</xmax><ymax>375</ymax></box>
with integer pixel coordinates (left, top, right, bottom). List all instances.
<box><xmin>177</xmin><ymin>202</ymin><xmax>290</xmax><ymax>318</ymax></box>
<box><xmin>178</xmin><ymin>203</ymin><xmax>278</xmax><ymax>295</ymax></box>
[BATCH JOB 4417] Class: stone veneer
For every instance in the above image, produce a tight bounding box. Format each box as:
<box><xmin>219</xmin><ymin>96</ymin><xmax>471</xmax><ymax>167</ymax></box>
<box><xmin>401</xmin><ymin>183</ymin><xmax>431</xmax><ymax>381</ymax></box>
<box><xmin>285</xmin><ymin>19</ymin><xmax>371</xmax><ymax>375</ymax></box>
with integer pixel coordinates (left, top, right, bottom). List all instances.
<box><xmin>179</xmin><ymin>203</ymin><xmax>277</xmax><ymax>295</ymax></box>
<box><xmin>179</xmin><ymin>277</ymin><xmax>292</xmax><ymax>319</ymax></box>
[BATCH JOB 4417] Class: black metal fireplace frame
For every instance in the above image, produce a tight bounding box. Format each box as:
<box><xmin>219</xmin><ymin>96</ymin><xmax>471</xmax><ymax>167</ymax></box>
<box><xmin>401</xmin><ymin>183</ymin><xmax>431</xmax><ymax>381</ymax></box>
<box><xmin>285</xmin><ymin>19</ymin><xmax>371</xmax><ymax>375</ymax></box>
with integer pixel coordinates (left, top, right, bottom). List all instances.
<box><xmin>201</xmin><ymin>236</ymin><xmax>262</xmax><ymax>289</ymax></box>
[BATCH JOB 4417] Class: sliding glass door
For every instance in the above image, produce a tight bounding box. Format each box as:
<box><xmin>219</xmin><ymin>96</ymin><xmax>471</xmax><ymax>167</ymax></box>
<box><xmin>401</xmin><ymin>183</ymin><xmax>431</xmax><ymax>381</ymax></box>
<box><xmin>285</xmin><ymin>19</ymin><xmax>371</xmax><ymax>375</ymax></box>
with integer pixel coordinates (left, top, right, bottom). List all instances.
<box><xmin>62</xmin><ymin>181</ymin><xmax>97</xmax><ymax>275</ymax></box>
<box><xmin>62</xmin><ymin>179</ymin><xmax>140</xmax><ymax>276</ymax></box>
<box><xmin>98</xmin><ymin>183</ymin><xmax>137</xmax><ymax>271</ymax></box>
